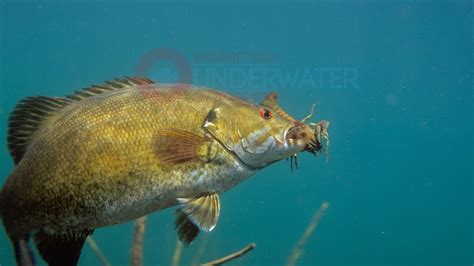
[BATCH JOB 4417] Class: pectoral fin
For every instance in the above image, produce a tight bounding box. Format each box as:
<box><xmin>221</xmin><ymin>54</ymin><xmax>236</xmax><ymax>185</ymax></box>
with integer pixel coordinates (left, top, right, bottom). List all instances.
<box><xmin>154</xmin><ymin>129</ymin><xmax>220</xmax><ymax>164</ymax></box>
<box><xmin>154</xmin><ymin>129</ymin><xmax>206</xmax><ymax>164</ymax></box>
<box><xmin>174</xmin><ymin>193</ymin><xmax>220</xmax><ymax>244</ymax></box>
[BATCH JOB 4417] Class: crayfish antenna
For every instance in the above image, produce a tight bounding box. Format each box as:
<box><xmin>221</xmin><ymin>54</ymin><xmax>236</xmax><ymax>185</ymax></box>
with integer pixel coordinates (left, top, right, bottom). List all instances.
<box><xmin>300</xmin><ymin>104</ymin><xmax>316</xmax><ymax>123</ymax></box>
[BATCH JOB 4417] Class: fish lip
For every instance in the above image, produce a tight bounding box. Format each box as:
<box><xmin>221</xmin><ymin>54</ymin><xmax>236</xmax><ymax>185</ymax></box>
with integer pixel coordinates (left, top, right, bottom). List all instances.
<box><xmin>283</xmin><ymin>127</ymin><xmax>289</xmax><ymax>143</ymax></box>
<box><xmin>273</xmin><ymin>127</ymin><xmax>289</xmax><ymax>147</ymax></box>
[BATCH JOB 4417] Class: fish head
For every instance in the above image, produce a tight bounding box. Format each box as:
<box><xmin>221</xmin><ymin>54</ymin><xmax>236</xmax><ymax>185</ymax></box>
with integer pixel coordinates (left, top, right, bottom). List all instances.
<box><xmin>205</xmin><ymin>92</ymin><xmax>329</xmax><ymax>169</ymax></box>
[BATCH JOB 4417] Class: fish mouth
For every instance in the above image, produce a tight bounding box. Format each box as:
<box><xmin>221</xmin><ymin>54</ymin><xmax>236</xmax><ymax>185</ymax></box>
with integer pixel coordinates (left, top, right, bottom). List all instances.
<box><xmin>285</xmin><ymin>120</ymin><xmax>330</xmax><ymax>156</ymax></box>
<box><xmin>271</xmin><ymin>127</ymin><xmax>289</xmax><ymax>147</ymax></box>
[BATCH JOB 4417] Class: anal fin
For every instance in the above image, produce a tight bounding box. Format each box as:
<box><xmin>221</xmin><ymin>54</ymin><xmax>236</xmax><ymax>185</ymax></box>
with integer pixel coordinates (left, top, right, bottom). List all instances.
<box><xmin>34</xmin><ymin>229</ymin><xmax>93</xmax><ymax>266</ymax></box>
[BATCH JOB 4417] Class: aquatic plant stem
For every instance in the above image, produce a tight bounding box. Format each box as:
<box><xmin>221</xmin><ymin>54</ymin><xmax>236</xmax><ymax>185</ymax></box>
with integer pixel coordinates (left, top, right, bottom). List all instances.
<box><xmin>200</xmin><ymin>242</ymin><xmax>256</xmax><ymax>266</ymax></box>
<box><xmin>191</xmin><ymin>235</ymin><xmax>209</xmax><ymax>266</ymax></box>
<box><xmin>172</xmin><ymin>240</ymin><xmax>184</xmax><ymax>266</ymax></box>
<box><xmin>86</xmin><ymin>236</ymin><xmax>112</xmax><ymax>266</ymax></box>
<box><xmin>286</xmin><ymin>201</ymin><xmax>329</xmax><ymax>266</ymax></box>
<box><xmin>131</xmin><ymin>215</ymin><xmax>147</xmax><ymax>266</ymax></box>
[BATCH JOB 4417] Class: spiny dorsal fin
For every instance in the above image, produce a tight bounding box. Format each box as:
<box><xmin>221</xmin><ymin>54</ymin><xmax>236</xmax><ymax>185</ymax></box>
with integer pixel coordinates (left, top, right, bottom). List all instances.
<box><xmin>8</xmin><ymin>96</ymin><xmax>72</xmax><ymax>164</ymax></box>
<box><xmin>7</xmin><ymin>77</ymin><xmax>155</xmax><ymax>164</ymax></box>
<box><xmin>66</xmin><ymin>77</ymin><xmax>154</xmax><ymax>101</ymax></box>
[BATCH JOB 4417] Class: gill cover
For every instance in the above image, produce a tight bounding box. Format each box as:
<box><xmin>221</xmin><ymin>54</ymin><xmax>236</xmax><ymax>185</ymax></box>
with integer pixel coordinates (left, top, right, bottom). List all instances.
<box><xmin>202</xmin><ymin>93</ymin><xmax>305</xmax><ymax>169</ymax></box>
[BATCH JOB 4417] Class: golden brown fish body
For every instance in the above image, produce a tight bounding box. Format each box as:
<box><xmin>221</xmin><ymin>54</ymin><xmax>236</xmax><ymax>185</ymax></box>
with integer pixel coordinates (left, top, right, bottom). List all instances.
<box><xmin>0</xmin><ymin>78</ymin><xmax>329</xmax><ymax>265</ymax></box>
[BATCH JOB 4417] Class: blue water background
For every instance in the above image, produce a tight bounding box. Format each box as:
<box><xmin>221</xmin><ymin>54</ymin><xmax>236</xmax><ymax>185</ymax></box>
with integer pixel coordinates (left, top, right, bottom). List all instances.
<box><xmin>0</xmin><ymin>1</ymin><xmax>472</xmax><ymax>265</ymax></box>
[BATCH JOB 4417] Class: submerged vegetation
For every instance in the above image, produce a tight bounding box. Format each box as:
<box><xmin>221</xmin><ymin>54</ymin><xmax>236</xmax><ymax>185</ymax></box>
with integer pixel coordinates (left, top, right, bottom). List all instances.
<box><xmin>86</xmin><ymin>201</ymin><xmax>329</xmax><ymax>266</ymax></box>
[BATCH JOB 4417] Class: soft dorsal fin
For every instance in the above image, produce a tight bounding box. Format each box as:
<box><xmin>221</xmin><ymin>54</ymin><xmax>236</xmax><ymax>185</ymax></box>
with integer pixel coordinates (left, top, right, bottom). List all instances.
<box><xmin>7</xmin><ymin>77</ymin><xmax>155</xmax><ymax>164</ymax></box>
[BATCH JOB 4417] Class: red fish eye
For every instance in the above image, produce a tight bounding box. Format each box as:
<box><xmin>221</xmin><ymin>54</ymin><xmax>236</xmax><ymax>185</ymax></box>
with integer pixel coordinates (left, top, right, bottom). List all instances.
<box><xmin>260</xmin><ymin>108</ymin><xmax>273</xmax><ymax>120</ymax></box>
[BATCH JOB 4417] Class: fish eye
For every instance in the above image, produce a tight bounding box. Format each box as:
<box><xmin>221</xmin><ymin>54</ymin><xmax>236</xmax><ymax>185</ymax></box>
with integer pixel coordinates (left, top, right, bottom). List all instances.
<box><xmin>259</xmin><ymin>108</ymin><xmax>273</xmax><ymax>120</ymax></box>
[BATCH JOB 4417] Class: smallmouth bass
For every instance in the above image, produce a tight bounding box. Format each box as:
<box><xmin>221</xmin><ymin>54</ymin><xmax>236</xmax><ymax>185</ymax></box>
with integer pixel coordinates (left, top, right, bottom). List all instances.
<box><xmin>0</xmin><ymin>77</ymin><xmax>329</xmax><ymax>265</ymax></box>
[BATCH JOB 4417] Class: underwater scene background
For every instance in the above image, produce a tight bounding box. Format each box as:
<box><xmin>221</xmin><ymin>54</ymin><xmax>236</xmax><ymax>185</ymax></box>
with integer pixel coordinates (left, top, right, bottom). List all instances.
<box><xmin>0</xmin><ymin>0</ymin><xmax>472</xmax><ymax>265</ymax></box>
